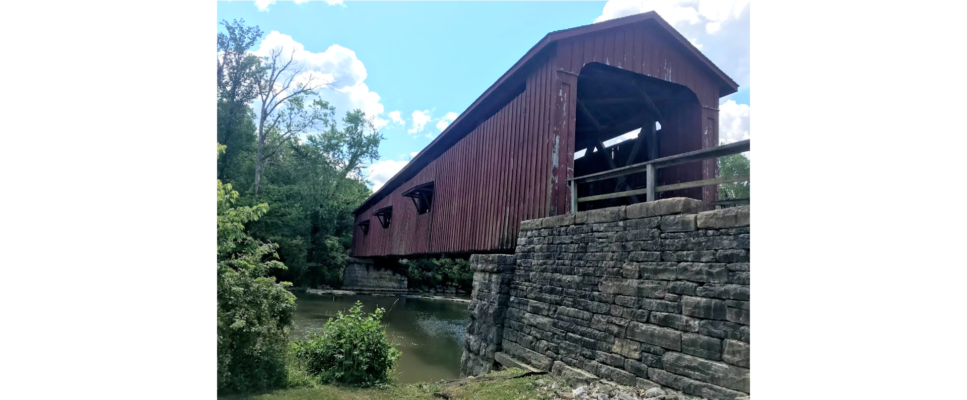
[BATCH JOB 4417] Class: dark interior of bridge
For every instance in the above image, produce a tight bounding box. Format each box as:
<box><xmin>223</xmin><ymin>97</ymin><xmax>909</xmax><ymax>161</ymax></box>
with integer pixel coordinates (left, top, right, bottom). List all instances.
<box><xmin>573</xmin><ymin>63</ymin><xmax>702</xmax><ymax>211</ymax></box>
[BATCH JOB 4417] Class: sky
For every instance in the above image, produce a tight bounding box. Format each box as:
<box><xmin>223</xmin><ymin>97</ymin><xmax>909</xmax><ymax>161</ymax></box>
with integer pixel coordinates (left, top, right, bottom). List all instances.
<box><xmin>217</xmin><ymin>0</ymin><xmax>750</xmax><ymax>191</ymax></box>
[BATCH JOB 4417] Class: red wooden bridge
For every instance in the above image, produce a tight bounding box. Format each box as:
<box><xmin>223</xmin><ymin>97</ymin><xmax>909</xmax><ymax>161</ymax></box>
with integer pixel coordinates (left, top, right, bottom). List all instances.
<box><xmin>352</xmin><ymin>12</ymin><xmax>741</xmax><ymax>258</ymax></box>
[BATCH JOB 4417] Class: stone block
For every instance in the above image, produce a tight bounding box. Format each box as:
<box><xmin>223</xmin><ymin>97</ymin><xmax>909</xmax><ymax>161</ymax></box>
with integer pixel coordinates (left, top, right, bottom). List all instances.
<box><xmin>661</xmin><ymin>214</ymin><xmax>698</xmax><ymax>232</ymax></box>
<box><xmin>621</xmin><ymin>264</ymin><xmax>640</xmax><ymax>279</ymax></box>
<box><xmin>523</xmin><ymin>313</ymin><xmax>556</xmax><ymax>331</ymax></box>
<box><xmin>647</xmin><ymin>368</ymin><xmax>686</xmax><ymax>391</ymax></box>
<box><xmin>727</xmin><ymin>306</ymin><xmax>750</xmax><ymax>325</ymax></box>
<box><xmin>625</xmin><ymin>358</ymin><xmax>649</xmax><ymax>377</ymax></box>
<box><xmin>625</xmin><ymin>202</ymin><xmax>656</xmax><ymax>220</ymax></box>
<box><xmin>696</xmin><ymin>284</ymin><xmax>750</xmax><ymax>301</ymax></box>
<box><xmin>600</xmin><ymin>278</ymin><xmax>636</xmax><ymax>296</ymax></box>
<box><xmin>661</xmin><ymin>251</ymin><xmax>718</xmax><ymax>263</ymax></box>
<box><xmin>639</xmin><ymin>342</ymin><xmax>667</xmax><ymax>356</ymax></box>
<box><xmin>729</xmin><ymin>271</ymin><xmax>750</xmax><ymax>285</ymax></box>
<box><xmin>662</xmin><ymin>352</ymin><xmax>750</xmax><ymax>393</ymax></box>
<box><xmin>726</xmin><ymin>262</ymin><xmax>750</xmax><ymax>272</ymax></box>
<box><xmin>635</xmin><ymin>280</ymin><xmax>668</xmax><ymax>299</ymax></box>
<box><xmin>696</xmin><ymin>206</ymin><xmax>750</xmax><ymax>229</ymax></box>
<box><xmin>520</xmin><ymin>219</ymin><xmax>542</xmax><ymax>231</ymax></box>
<box><xmin>635</xmin><ymin>378</ymin><xmax>662</xmax><ymax>391</ymax></box>
<box><xmin>649</xmin><ymin>312</ymin><xmax>700</xmax><ymax>332</ymax></box>
<box><xmin>627</xmin><ymin>322</ymin><xmax>682</xmax><ymax>351</ymax></box>
<box><xmin>655</xmin><ymin>198</ymin><xmax>704</xmax><ymax>215</ymax></box>
<box><xmin>698</xmin><ymin>320</ymin><xmax>745</xmax><ymax>341</ymax></box>
<box><xmin>593</xmin><ymin>362</ymin><xmax>637</xmax><ymax>386</ymax></box>
<box><xmin>681</xmin><ymin>297</ymin><xmax>728</xmax><ymax>320</ymax></box>
<box><xmin>715</xmin><ymin>249</ymin><xmax>749</xmax><ymax>263</ymax></box>
<box><xmin>495</xmin><ymin>254</ymin><xmax>517</xmax><ymax>265</ymax></box>
<box><xmin>557</xmin><ymin>306</ymin><xmax>593</xmax><ymax>322</ymax></box>
<box><xmin>543</xmin><ymin>213</ymin><xmax>575</xmax><ymax>228</ymax></box>
<box><xmin>639</xmin><ymin>350</ymin><xmax>663</xmax><ymax>368</ymax></box>
<box><xmin>551</xmin><ymin>361</ymin><xmax>598</xmax><ymax>387</ymax></box>
<box><xmin>649</xmin><ymin>369</ymin><xmax>748</xmax><ymax>400</ymax></box>
<box><xmin>627</xmin><ymin>197</ymin><xmax>703</xmax><ymax>219</ymax></box>
<box><xmin>722</xmin><ymin>339</ymin><xmax>750</xmax><ymax>368</ymax></box>
<box><xmin>725</xmin><ymin>300</ymin><xmax>749</xmax><ymax>310</ymax></box>
<box><xmin>612</xmin><ymin>338</ymin><xmax>641</xmax><ymax>359</ymax></box>
<box><xmin>737</xmin><ymin>234</ymin><xmax>750</xmax><ymax>249</ymax></box>
<box><xmin>668</xmin><ymin>281</ymin><xmax>699</xmax><ymax>296</ymax></box>
<box><xmin>682</xmin><ymin>333</ymin><xmax>723</xmax><ymax>361</ymax></box>
<box><xmin>502</xmin><ymin>341</ymin><xmax>553</xmax><ymax>371</ymax></box>
<box><xmin>626</xmin><ymin>217</ymin><xmax>662</xmax><ymax>229</ymax></box>
<box><xmin>637</xmin><ymin>262</ymin><xmax>678</xmax><ymax>280</ymax></box>
<box><xmin>632</xmin><ymin>309</ymin><xmax>651</xmax><ymax>323</ymax></box>
<box><xmin>594</xmin><ymin>350</ymin><xmax>626</xmax><ymax>368</ymax></box>
<box><xmin>586</xmin><ymin>206</ymin><xmax>627</xmax><ymax>223</ymax></box>
<box><xmin>494</xmin><ymin>352</ymin><xmax>541</xmax><ymax>373</ymax></box>
<box><xmin>630</xmin><ymin>251</ymin><xmax>662</xmax><ymax>262</ymax></box>
<box><xmin>678</xmin><ymin>263</ymin><xmax>729</xmax><ymax>283</ymax></box>
<box><xmin>638</xmin><ymin>298</ymin><xmax>681</xmax><ymax>314</ymax></box>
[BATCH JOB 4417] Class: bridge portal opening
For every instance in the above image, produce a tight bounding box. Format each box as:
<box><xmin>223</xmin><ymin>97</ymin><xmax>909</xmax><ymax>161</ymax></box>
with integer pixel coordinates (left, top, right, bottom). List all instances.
<box><xmin>573</xmin><ymin>63</ymin><xmax>703</xmax><ymax>211</ymax></box>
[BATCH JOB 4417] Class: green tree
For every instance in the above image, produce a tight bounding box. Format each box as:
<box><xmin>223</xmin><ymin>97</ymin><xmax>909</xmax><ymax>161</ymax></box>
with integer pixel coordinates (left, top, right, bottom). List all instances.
<box><xmin>718</xmin><ymin>153</ymin><xmax>750</xmax><ymax>200</ymax></box>
<box><xmin>252</xmin><ymin>46</ymin><xmax>331</xmax><ymax>196</ymax></box>
<box><xmin>217</xmin><ymin>144</ymin><xmax>296</xmax><ymax>394</ymax></box>
<box><xmin>216</xmin><ymin>20</ymin><xmax>383</xmax><ymax>290</ymax></box>
<box><xmin>250</xmin><ymin>112</ymin><xmax>382</xmax><ymax>288</ymax></box>
<box><xmin>217</xmin><ymin>19</ymin><xmax>263</xmax><ymax>182</ymax></box>
<box><xmin>403</xmin><ymin>257</ymin><xmax>472</xmax><ymax>292</ymax></box>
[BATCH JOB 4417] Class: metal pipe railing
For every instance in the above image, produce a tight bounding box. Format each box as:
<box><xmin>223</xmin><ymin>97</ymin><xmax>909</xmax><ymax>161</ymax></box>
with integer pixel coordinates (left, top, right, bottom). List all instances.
<box><xmin>567</xmin><ymin>139</ymin><xmax>750</xmax><ymax>213</ymax></box>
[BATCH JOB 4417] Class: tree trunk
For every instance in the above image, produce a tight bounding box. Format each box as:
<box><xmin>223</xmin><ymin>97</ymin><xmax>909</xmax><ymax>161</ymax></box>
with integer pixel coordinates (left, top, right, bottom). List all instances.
<box><xmin>254</xmin><ymin>141</ymin><xmax>263</xmax><ymax>197</ymax></box>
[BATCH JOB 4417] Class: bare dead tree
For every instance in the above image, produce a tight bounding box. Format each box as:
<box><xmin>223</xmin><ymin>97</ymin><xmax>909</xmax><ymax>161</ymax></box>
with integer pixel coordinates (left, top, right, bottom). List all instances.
<box><xmin>252</xmin><ymin>47</ymin><xmax>333</xmax><ymax>196</ymax></box>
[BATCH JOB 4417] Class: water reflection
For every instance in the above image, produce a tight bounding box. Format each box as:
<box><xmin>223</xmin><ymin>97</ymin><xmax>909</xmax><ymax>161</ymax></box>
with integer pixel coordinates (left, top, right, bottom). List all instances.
<box><xmin>292</xmin><ymin>293</ymin><xmax>470</xmax><ymax>383</ymax></box>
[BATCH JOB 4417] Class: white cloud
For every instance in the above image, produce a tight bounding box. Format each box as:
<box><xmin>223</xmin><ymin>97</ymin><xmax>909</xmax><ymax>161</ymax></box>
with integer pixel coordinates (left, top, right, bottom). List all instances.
<box><xmin>293</xmin><ymin>0</ymin><xmax>346</xmax><ymax>5</ymax></box>
<box><xmin>595</xmin><ymin>0</ymin><xmax>750</xmax><ymax>89</ymax></box>
<box><xmin>596</xmin><ymin>0</ymin><xmax>701</xmax><ymax>25</ymax></box>
<box><xmin>366</xmin><ymin>159</ymin><xmax>408</xmax><ymax>191</ymax></box>
<box><xmin>436</xmin><ymin>112</ymin><xmax>458</xmax><ymax>132</ymax></box>
<box><xmin>388</xmin><ymin>110</ymin><xmax>405</xmax><ymax>126</ymax></box>
<box><xmin>718</xmin><ymin>99</ymin><xmax>750</xmax><ymax>144</ymax></box>
<box><xmin>408</xmin><ymin>110</ymin><xmax>431</xmax><ymax>134</ymax></box>
<box><xmin>251</xmin><ymin>32</ymin><xmax>389</xmax><ymax>131</ymax></box>
<box><xmin>687</xmin><ymin>37</ymin><xmax>703</xmax><ymax>50</ymax></box>
<box><xmin>255</xmin><ymin>0</ymin><xmax>276</xmax><ymax>11</ymax></box>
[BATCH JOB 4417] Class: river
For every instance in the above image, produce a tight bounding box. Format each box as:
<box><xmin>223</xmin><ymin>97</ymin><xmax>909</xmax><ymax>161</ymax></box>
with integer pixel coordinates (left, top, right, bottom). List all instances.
<box><xmin>292</xmin><ymin>293</ymin><xmax>470</xmax><ymax>384</ymax></box>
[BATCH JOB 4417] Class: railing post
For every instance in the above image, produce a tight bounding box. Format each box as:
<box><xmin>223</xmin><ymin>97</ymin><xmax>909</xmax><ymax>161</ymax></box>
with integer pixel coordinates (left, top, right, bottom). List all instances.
<box><xmin>570</xmin><ymin>180</ymin><xmax>578</xmax><ymax>214</ymax></box>
<box><xmin>646</xmin><ymin>164</ymin><xmax>656</xmax><ymax>202</ymax></box>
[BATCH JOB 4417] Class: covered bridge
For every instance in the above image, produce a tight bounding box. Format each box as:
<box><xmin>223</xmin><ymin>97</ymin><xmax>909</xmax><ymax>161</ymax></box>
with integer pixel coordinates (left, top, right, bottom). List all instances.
<box><xmin>352</xmin><ymin>12</ymin><xmax>739</xmax><ymax>258</ymax></box>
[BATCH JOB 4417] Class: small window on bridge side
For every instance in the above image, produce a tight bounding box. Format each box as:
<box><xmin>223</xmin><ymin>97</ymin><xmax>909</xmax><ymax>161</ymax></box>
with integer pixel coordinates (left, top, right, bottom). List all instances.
<box><xmin>357</xmin><ymin>220</ymin><xmax>370</xmax><ymax>235</ymax></box>
<box><xmin>401</xmin><ymin>182</ymin><xmax>434</xmax><ymax>215</ymax></box>
<box><xmin>373</xmin><ymin>206</ymin><xmax>392</xmax><ymax>229</ymax></box>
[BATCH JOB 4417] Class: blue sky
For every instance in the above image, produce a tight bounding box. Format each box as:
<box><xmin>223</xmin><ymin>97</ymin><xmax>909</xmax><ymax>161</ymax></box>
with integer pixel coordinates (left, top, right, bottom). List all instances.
<box><xmin>217</xmin><ymin>0</ymin><xmax>750</xmax><ymax>190</ymax></box>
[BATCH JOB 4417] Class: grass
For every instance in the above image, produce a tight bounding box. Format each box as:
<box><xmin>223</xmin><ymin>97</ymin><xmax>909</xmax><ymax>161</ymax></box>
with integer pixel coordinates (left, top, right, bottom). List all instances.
<box><xmin>221</xmin><ymin>368</ymin><xmax>565</xmax><ymax>400</ymax></box>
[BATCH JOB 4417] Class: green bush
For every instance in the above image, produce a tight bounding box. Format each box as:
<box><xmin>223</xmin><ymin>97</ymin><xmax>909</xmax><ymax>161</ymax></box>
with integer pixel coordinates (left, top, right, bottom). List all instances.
<box><xmin>292</xmin><ymin>301</ymin><xmax>400</xmax><ymax>386</ymax></box>
<box><xmin>217</xmin><ymin>144</ymin><xmax>297</xmax><ymax>394</ymax></box>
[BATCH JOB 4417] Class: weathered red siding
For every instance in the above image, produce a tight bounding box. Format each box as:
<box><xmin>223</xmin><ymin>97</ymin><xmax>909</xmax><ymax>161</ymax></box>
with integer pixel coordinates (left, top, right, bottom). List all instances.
<box><xmin>352</xmin><ymin>13</ymin><xmax>735</xmax><ymax>258</ymax></box>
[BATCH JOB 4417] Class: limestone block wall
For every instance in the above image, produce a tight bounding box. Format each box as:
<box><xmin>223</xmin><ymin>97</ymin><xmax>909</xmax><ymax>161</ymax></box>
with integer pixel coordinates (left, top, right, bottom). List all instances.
<box><xmin>341</xmin><ymin>257</ymin><xmax>408</xmax><ymax>293</ymax></box>
<box><xmin>460</xmin><ymin>254</ymin><xmax>516</xmax><ymax>377</ymax></box>
<box><xmin>463</xmin><ymin>198</ymin><xmax>751</xmax><ymax>400</ymax></box>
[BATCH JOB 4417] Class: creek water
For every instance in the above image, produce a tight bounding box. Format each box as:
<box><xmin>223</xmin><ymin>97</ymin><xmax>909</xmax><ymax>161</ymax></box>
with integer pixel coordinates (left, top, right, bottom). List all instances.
<box><xmin>292</xmin><ymin>293</ymin><xmax>470</xmax><ymax>384</ymax></box>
